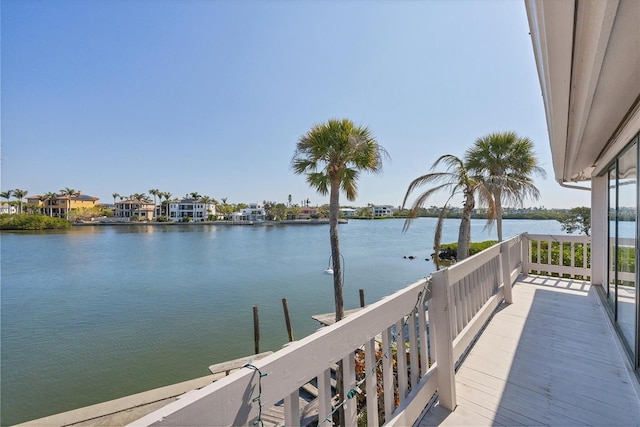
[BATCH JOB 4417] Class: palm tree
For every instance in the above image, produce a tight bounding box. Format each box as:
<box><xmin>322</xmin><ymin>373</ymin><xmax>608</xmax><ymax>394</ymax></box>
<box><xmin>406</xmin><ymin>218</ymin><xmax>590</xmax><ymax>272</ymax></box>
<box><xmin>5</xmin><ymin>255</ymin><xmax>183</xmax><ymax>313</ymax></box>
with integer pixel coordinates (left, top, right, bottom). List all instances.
<box><xmin>12</xmin><ymin>189</ymin><xmax>28</xmax><ymax>214</ymax></box>
<box><xmin>465</xmin><ymin>131</ymin><xmax>546</xmax><ymax>241</ymax></box>
<box><xmin>292</xmin><ymin>118</ymin><xmax>388</xmax><ymax>322</ymax></box>
<box><xmin>1</xmin><ymin>190</ymin><xmax>13</xmax><ymax>213</ymax></box>
<box><xmin>161</xmin><ymin>192</ymin><xmax>172</xmax><ymax>217</ymax></box>
<box><xmin>200</xmin><ymin>196</ymin><xmax>213</xmax><ymax>220</ymax></box>
<box><xmin>190</xmin><ymin>192</ymin><xmax>200</xmax><ymax>200</ymax></box>
<box><xmin>402</xmin><ymin>155</ymin><xmax>494</xmax><ymax>266</ymax></box>
<box><xmin>60</xmin><ymin>188</ymin><xmax>77</xmax><ymax>219</ymax></box>
<box><xmin>112</xmin><ymin>193</ymin><xmax>120</xmax><ymax>206</ymax></box>
<box><xmin>149</xmin><ymin>189</ymin><xmax>160</xmax><ymax>220</ymax></box>
<box><xmin>45</xmin><ymin>192</ymin><xmax>58</xmax><ymax>217</ymax></box>
<box><xmin>37</xmin><ymin>195</ymin><xmax>47</xmax><ymax>214</ymax></box>
<box><xmin>131</xmin><ymin>193</ymin><xmax>148</xmax><ymax>220</ymax></box>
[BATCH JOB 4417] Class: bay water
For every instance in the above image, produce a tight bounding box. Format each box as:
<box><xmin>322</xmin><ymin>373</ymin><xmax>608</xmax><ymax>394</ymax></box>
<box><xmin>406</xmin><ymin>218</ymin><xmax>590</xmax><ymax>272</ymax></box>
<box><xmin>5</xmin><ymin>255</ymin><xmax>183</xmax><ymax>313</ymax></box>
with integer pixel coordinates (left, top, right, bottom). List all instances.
<box><xmin>1</xmin><ymin>218</ymin><xmax>564</xmax><ymax>424</ymax></box>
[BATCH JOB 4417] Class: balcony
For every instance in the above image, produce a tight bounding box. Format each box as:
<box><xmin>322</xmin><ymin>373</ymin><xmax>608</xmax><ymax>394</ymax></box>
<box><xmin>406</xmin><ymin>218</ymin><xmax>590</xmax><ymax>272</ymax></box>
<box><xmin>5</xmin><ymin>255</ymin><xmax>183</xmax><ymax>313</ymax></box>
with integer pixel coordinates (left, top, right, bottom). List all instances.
<box><xmin>21</xmin><ymin>233</ymin><xmax>638</xmax><ymax>426</ymax></box>
<box><xmin>118</xmin><ymin>233</ymin><xmax>636</xmax><ymax>426</ymax></box>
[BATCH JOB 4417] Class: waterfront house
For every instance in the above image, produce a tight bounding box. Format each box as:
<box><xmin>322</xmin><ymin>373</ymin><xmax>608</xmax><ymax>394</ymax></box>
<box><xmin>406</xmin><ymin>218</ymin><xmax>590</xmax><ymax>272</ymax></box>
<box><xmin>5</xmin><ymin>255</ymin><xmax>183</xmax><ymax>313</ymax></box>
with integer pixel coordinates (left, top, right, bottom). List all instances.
<box><xmin>299</xmin><ymin>206</ymin><xmax>319</xmax><ymax>219</ymax></box>
<box><xmin>20</xmin><ymin>1</ymin><xmax>639</xmax><ymax>425</ymax></box>
<box><xmin>371</xmin><ymin>204</ymin><xmax>396</xmax><ymax>217</ymax></box>
<box><xmin>231</xmin><ymin>203</ymin><xmax>266</xmax><ymax>221</ymax></box>
<box><xmin>115</xmin><ymin>199</ymin><xmax>156</xmax><ymax>221</ymax></box>
<box><xmin>339</xmin><ymin>207</ymin><xmax>357</xmax><ymax>217</ymax></box>
<box><xmin>0</xmin><ymin>202</ymin><xmax>17</xmax><ymax>214</ymax></box>
<box><xmin>26</xmin><ymin>193</ymin><xmax>99</xmax><ymax>217</ymax></box>
<box><xmin>167</xmin><ymin>198</ymin><xmax>216</xmax><ymax>222</ymax></box>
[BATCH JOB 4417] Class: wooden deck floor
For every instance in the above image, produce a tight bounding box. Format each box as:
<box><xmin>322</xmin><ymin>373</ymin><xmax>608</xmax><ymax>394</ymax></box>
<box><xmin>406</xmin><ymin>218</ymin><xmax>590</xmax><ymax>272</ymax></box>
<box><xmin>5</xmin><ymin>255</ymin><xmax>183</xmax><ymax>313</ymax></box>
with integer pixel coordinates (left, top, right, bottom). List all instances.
<box><xmin>418</xmin><ymin>275</ymin><xmax>640</xmax><ymax>426</ymax></box>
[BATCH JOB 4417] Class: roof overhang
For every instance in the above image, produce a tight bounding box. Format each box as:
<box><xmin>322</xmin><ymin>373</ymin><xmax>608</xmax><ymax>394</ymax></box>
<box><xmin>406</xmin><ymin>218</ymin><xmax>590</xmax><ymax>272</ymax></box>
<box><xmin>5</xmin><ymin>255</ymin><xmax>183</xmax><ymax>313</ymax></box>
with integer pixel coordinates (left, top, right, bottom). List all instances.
<box><xmin>525</xmin><ymin>0</ymin><xmax>640</xmax><ymax>183</ymax></box>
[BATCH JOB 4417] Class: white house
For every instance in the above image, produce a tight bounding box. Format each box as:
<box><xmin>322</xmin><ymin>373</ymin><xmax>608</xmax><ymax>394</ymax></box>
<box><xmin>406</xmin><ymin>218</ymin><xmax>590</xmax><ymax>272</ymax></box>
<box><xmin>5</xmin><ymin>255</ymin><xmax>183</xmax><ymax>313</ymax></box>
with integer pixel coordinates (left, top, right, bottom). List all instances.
<box><xmin>371</xmin><ymin>204</ymin><xmax>396</xmax><ymax>217</ymax></box>
<box><xmin>0</xmin><ymin>202</ymin><xmax>17</xmax><ymax>214</ymax></box>
<box><xmin>168</xmin><ymin>198</ymin><xmax>216</xmax><ymax>222</ymax></box>
<box><xmin>231</xmin><ymin>203</ymin><xmax>266</xmax><ymax>221</ymax></box>
<box><xmin>339</xmin><ymin>207</ymin><xmax>357</xmax><ymax>217</ymax></box>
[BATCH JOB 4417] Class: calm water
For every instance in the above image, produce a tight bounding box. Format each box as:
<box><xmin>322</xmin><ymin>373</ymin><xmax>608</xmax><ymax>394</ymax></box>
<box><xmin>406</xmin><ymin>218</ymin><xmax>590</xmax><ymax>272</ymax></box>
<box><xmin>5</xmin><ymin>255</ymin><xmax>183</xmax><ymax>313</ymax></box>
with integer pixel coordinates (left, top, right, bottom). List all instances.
<box><xmin>1</xmin><ymin>218</ymin><xmax>564</xmax><ymax>424</ymax></box>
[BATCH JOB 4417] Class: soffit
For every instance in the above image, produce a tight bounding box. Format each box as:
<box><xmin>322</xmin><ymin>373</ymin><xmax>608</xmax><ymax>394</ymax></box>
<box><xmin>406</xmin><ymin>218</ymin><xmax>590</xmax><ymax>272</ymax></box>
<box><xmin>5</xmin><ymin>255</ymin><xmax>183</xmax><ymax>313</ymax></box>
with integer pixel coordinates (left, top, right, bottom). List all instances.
<box><xmin>526</xmin><ymin>0</ymin><xmax>640</xmax><ymax>183</ymax></box>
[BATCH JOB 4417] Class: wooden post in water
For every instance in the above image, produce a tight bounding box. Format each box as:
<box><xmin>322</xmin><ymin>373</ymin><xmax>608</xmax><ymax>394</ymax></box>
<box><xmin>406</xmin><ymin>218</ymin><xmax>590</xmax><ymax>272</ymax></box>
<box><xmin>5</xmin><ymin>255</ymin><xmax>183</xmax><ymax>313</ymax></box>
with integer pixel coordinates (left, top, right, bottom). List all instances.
<box><xmin>359</xmin><ymin>289</ymin><xmax>365</xmax><ymax>308</ymax></box>
<box><xmin>282</xmin><ymin>298</ymin><xmax>294</xmax><ymax>342</ymax></box>
<box><xmin>253</xmin><ymin>305</ymin><xmax>260</xmax><ymax>354</ymax></box>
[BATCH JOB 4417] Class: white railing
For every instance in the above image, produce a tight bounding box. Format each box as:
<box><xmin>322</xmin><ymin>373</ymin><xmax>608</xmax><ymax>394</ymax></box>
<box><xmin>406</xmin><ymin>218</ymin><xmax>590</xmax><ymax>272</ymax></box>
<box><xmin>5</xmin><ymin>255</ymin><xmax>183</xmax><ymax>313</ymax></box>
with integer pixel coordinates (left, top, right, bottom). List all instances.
<box><xmin>129</xmin><ymin>234</ymin><xmax>569</xmax><ymax>427</ymax></box>
<box><xmin>525</xmin><ymin>233</ymin><xmax>591</xmax><ymax>279</ymax></box>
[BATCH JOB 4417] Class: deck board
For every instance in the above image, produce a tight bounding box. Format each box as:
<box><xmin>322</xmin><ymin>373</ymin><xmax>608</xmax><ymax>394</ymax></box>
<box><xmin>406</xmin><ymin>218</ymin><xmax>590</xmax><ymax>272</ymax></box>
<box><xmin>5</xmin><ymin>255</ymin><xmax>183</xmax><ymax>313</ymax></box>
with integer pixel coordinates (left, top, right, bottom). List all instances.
<box><xmin>418</xmin><ymin>276</ymin><xmax>640</xmax><ymax>426</ymax></box>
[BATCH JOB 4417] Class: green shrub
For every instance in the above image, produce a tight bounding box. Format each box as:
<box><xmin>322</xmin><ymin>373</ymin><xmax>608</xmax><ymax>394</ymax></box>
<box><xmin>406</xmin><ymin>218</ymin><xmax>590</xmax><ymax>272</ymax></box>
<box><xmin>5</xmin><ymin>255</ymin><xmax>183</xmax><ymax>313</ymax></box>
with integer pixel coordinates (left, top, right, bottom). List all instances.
<box><xmin>0</xmin><ymin>214</ymin><xmax>71</xmax><ymax>230</ymax></box>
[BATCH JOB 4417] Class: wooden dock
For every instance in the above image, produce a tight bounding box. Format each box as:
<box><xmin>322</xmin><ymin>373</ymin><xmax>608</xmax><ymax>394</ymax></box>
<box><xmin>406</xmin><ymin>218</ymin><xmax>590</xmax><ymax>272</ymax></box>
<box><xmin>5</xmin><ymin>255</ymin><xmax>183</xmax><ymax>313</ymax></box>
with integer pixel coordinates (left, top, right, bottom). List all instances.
<box><xmin>418</xmin><ymin>276</ymin><xmax>640</xmax><ymax>426</ymax></box>
<box><xmin>311</xmin><ymin>307</ymin><xmax>363</xmax><ymax>326</ymax></box>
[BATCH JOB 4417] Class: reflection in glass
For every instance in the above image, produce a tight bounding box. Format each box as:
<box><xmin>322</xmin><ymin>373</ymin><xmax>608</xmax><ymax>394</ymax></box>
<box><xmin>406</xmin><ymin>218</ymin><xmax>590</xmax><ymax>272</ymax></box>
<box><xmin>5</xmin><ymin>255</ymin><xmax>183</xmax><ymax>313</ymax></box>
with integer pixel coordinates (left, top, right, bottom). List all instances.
<box><xmin>616</xmin><ymin>142</ymin><xmax>637</xmax><ymax>354</ymax></box>
<box><xmin>608</xmin><ymin>167</ymin><xmax>617</xmax><ymax>314</ymax></box>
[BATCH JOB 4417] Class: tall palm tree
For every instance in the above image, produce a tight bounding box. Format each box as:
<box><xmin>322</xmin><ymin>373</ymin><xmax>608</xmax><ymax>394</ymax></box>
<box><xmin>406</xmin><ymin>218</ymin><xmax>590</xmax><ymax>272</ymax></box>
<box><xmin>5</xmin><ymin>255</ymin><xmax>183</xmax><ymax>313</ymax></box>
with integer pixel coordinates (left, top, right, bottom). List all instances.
<box><xmin>190</xmin><ymin>192</ymin><xmax>200</xmax><ymax>200</ymax></box>
<box><xmin>465</xmin><ymin>131</ymin><xmax>546</xmax><ymax>241</ymax></box>
<box><xmin>45</xmin><ymin>192</ymin><xmax>58</xmax><ymax>217</ymax></box>
<box><xmin>1</xmin><ymin>190</ymin><xmax>13</xmax><ymax>213</ymax></box>
<box><xmin>292</xmin><ymin>118</ymin><xmax>388</xmax><ymax>322</ymax></box>
<box><xmin>12</xmin><ymin>189</ymin><xmax>28</xmax><ymax>214</ymax></box>
<box><xmin>60</xmin><ymin>188</ymin><xmax>77</xmax><ymax>219</ymax></box>
<box><xmin>402</xmin><ymin>155</ymin><xmax>494</xmax><ymax>265</ymax></box>
<box><xmin>161</xmin><ymin>192</ymin><xmax>172</xmax><ymax>217</ymax></box>
<box><xmin>37</xmin><ymin>195</ymin><xmax>47</xmax><ymax>214</ymax></box>
<box><xmin>131</xmin><ymin>193</ymin><xmax>148</xmax><ymax>220</ymax></box>
<box><xmin>112</xmin><ymin>193</ymin><xmax>120</xmax><ymax>206</ymax></box>
<box><xmin>149</xmin><ymin>189</ymin><xmax>159</xmax><ymax>218</ymax></box>
<box><xmin>200</xmin><ymin>196</ymin><xmax>213</xmax><ymax>220</ymax></box>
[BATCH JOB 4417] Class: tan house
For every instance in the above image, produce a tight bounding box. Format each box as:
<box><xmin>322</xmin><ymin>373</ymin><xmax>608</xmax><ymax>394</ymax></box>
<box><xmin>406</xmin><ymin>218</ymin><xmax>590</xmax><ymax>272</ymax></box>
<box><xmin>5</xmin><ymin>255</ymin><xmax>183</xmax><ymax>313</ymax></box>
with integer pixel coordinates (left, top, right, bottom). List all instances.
<box><xmin>114</xmin><ymin>199</ymin><xmax>155</xmax><ymax>221</ymax></box>
<box><xmin>26</xmin><ymin>193</ymin><xmax>99</xmax><ymax>217</ymax></box>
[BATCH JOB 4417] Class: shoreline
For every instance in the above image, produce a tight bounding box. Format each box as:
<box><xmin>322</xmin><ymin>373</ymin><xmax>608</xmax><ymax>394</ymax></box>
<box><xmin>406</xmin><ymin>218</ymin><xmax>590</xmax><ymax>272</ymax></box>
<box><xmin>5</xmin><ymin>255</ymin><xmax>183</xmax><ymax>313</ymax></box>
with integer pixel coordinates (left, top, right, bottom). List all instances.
<box><xmin>72</xmin><ymin>218</ymin><xmax>348</xmax><ymax>226</ymax></box>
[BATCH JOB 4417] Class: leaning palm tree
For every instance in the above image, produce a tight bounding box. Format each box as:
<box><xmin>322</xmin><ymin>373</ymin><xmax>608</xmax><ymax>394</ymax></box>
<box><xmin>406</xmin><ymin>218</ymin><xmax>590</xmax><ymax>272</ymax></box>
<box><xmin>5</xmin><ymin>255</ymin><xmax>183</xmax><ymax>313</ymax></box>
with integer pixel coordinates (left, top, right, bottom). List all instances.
<box><xmin>292</xmin><ymin>118</ymin><xmax>388</xmax><ymax>322</ymax></box>
<box><xmin>465</xmin><ymin>131</ymin><xmax>546</xmax><ymax>241</ymax></box>
<box><xmin>12</xmin><ymin>189</ymin><xmax>28</xmax><ymax>214</ymax></box>
<box><xmin>402</xmin><ymin>155</ymin><xmax>494</xmax><ymax>265</ymax></box>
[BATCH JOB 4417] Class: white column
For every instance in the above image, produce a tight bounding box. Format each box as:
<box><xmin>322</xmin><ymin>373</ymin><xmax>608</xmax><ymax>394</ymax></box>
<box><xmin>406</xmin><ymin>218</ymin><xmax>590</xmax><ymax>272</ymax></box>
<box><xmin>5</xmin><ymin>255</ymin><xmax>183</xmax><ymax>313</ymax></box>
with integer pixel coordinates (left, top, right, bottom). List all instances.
<box><xmin>591</xmin><ymin>175</ymin><xmax>607</xmax><ymax>286</ymax></box>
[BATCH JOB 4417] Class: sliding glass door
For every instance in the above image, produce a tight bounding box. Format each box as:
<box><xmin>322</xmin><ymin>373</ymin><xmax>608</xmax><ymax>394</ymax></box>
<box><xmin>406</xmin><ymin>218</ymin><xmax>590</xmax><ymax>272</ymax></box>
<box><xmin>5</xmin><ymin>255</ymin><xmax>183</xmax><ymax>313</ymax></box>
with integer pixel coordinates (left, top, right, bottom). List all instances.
<box><xmin>607</xmin><ymin>137</ymin><xmax>638</xmax><ymax>367</ymax></box>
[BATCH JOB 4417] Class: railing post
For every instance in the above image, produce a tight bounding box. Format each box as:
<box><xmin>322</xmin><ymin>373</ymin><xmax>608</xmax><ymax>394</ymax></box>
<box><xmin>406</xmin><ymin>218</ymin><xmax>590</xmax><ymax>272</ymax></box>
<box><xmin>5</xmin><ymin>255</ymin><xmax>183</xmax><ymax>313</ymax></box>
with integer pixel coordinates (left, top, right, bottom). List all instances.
<box><xmin>501</xmin><ymin>241</ymin><xmax>513</xmax><ymax>304</ymax></box>
<box><xmin>522</xmin><ymin>233</ymin><xmax>530</xmax><ymax>274</ymax></box>
<box><xmin>342</xmin><ymin>351</ymin><xmax>357</xmax><ymax>426</ymax></box>
<box><xmin>430</xmin><ymin>269</ymin><xmax>457</xmax><ymax>411</ymax></box>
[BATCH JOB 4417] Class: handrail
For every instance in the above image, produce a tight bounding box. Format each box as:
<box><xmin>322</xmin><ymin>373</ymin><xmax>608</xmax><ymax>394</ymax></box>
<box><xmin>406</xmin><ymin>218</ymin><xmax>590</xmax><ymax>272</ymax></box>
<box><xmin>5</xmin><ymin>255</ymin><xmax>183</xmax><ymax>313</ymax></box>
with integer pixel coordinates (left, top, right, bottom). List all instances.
<box><xmin>129</xmin><ymin>233</ymin><xmax>590</xmax><ymax>427</ymax></box>
<box><xmin>131</xmin><ymin>278</ymin><xmax>432</xmax><ymax>427</ymax></box>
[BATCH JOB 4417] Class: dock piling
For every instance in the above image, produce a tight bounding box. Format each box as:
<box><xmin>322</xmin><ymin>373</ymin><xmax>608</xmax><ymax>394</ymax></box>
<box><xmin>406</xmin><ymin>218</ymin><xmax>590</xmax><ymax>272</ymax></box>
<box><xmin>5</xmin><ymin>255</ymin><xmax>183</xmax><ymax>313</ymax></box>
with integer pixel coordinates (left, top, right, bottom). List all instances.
<box><xmin>282</xmin><ymin>298</ymin><xmax>294</xmax><ymax>342</ymax></box>
<box><xmin>253</xmin><ymin>306</ymin><xmax>260</xmax><ymax>354</ymax></box>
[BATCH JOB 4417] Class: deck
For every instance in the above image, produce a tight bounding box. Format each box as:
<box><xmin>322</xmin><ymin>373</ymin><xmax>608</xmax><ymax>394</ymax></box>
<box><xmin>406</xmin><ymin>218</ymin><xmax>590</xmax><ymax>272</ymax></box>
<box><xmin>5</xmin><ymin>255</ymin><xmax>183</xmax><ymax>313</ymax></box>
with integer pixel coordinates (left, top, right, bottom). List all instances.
<box><xmin>418</xmin><ymin>275</ymin><xmax>640</xmax><ymax>426</ymax></box>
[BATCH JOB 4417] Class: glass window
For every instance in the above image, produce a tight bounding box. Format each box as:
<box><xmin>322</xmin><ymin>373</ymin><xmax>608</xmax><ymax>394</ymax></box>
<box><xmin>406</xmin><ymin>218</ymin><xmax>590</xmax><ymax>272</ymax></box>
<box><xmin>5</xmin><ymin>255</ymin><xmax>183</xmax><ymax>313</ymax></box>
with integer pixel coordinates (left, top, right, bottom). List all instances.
<box><xmin>617</xmin><ymin>142</ymin><xmax>637</xmax><ymax>357</ymax></box>
<box><xmin>608</xmin><ymin>166</ymin><xmax>618</xmax><ymax>314</ymax></box>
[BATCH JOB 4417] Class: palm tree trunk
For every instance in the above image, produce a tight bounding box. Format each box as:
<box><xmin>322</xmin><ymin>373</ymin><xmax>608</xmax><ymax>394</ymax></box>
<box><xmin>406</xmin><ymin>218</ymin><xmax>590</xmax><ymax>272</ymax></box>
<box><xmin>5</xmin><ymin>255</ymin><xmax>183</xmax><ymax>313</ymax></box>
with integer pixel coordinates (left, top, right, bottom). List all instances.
<box><xmin>329</xmin><ymin>179</ymin><xmax>346</xmax><ymax>426</ymax></box>
<box><xmin>457</xmin><ymin>189</ymin><xmax>475</xmax><ymax>260</ymax></box>
<box><xmin>329</xmin><ymin>180</ymin><xmax>344</xmax><ymax>322</ymax></box>
<box><xmin>494</xmin><ymin>188</ymin><xmax>503</xmax><ymax>241</ymax></box>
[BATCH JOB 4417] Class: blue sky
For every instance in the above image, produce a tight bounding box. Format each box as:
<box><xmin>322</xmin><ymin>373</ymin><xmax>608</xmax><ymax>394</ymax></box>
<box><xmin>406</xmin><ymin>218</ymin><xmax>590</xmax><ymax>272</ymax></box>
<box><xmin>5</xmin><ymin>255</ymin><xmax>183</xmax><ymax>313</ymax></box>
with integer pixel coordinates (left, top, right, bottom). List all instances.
<box><xmin>1</xmin><ymin>0</ymin><xmax>591</xmax><ymax>209</ymax></box>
